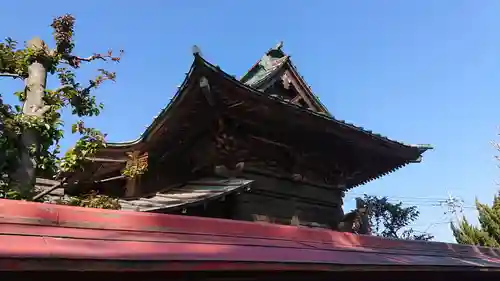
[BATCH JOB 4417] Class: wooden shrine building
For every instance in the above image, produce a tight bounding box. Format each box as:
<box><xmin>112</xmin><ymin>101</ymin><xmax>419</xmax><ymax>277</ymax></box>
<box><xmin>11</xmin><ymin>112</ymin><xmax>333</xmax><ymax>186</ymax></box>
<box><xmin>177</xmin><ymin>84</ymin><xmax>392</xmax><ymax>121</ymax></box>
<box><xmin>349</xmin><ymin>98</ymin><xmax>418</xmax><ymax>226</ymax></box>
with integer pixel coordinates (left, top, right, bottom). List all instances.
<box><xmin>56</xmin><ymin>43</ymin><xmax>431</xmax><ymax>232</ymax></box>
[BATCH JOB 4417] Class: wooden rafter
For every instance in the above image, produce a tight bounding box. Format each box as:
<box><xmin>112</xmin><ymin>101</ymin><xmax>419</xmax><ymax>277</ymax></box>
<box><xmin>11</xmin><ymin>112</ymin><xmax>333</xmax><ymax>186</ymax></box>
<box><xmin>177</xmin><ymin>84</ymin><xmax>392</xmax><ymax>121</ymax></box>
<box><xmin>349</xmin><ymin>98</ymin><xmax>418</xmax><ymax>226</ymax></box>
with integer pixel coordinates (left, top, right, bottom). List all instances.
<box><xmin>85</xmin><ymin>157</ymin><xmax>128</xmax><ymax>163</ymax></box>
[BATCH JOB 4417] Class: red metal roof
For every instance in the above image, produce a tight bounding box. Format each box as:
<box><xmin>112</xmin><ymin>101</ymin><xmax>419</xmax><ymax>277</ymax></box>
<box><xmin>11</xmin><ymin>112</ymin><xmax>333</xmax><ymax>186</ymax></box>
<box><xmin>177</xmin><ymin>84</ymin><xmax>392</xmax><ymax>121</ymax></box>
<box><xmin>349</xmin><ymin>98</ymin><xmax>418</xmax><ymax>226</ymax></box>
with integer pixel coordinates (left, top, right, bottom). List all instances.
<box><xmin>0</xmin><ymin>199</ymin><xmax>499</xmax><ymax>272</ymax></box>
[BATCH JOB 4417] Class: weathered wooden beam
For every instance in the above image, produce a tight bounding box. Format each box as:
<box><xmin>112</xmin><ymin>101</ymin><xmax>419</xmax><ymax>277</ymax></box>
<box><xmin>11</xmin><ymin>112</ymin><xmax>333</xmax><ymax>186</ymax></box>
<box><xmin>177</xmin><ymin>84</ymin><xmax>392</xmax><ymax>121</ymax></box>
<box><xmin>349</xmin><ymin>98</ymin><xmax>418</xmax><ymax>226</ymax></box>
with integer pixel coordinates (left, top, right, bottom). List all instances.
<box><xmin>227</xmin><ymin>101</ymin><xmax>245</xmax><ymax>109</ymax></box>
<box><xmin>199</xmin><ymin>76</ymin><xmax>216</xmax><ymax>106</ymax></box>
<box><xmin>215</xmin><ymin>80</ymin><xmax>419</xmax><ymax>159</ymax></box>
<box><xmin>211</xmin><ymin>133</ymin><xmax>338</xmax><ymax>186</ymax></box>
<box><xmin>220</xmin><ymin>117</ymin><xmax>372</xmax><ymax>171</ymax></box>
<box><xmin>290</xmin><ymin>95</ymin><xmax>302</xmax><ymax>104</ymax></box>
<box><xmin>34</xmin><ymin>178</ymin><xmax>60</xmax><ymax>186</ymax></box>
<box><xmin>85</xmin><ymin>157</ymin><xmax>127</xmax><ymax>163</ymax></box>
<box><xmin>95</xmin><ymin>175</ymin><xmax>126</xmax><ymax>184</ymax></box>
<box><xmin>283</xmin><ymin>69</ymin><xmax>321</xmax><ymax>112</ymax></box>
<box><xmin>32</xmin><ymin>178</ymin><xmax>67</xmax><ymax>201</ymax></box>
<box><xmin>231</xmin><ymin>125</ymin><xmax>359</xmax><ymax>182</ymax></box>
<box><xmin>243</xmin><ymin>167</ymin><xmax>347</xmax><ymax>192</ymax></box>
<box><xmin>249</xmin><ymin>135</ymin><xmax>290</xmax><ymax>149</ymax></box>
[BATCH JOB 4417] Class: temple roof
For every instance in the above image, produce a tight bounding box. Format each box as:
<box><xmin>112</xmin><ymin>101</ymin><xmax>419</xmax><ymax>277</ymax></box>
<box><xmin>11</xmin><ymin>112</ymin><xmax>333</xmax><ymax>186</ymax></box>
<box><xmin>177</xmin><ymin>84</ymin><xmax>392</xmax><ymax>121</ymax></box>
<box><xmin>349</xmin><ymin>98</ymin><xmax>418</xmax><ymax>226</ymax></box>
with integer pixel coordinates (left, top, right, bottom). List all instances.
<box><xmin>101</xmin><ymin>48</ymin><xmax>431</xmax><ymax>153</ymax></box>
<box><xmin>240</xmin><ymin>42</ymin><xmax>332</xmax><ymax>115</ymax></box>
<box><xmin>63</xmin><ymin>45</ymin><xmax>432</xmax><ymax>188</ymax></box>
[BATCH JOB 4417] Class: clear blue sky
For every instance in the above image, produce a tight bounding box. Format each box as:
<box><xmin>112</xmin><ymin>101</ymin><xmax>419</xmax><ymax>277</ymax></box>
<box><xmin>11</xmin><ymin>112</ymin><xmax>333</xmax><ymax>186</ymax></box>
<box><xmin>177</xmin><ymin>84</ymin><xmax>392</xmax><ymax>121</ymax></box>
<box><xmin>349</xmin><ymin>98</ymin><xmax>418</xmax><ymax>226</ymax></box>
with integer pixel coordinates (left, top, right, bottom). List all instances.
<box><xmin>1</xmin><ymin>1</ymin><xmax>499</xmax><ymax>242</ymax></box>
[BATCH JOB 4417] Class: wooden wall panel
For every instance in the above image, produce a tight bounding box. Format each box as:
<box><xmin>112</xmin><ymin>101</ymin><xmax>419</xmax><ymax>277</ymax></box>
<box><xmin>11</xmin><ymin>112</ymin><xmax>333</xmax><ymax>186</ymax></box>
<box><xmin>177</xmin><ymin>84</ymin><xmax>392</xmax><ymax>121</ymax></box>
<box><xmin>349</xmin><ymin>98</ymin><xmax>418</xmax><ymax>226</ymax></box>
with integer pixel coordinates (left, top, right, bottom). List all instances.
<box><xmin>243</xmin><ymin>173</ymin><xmax>343</xmax><ymax>206</ymax></box>
<box><xmin>232</xmin><ymin>173</ymin><xmax>344</xmax><ymax>228</ymax></box>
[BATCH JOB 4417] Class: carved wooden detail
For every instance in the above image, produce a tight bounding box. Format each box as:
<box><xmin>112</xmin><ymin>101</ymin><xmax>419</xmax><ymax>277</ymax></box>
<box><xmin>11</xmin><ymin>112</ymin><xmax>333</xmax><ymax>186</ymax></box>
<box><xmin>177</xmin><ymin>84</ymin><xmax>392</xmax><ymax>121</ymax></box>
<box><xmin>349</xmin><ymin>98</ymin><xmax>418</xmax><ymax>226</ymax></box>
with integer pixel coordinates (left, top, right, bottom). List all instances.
<box><xmin>212</xmin><ymin>117</ymin><xmax>258</xmax><ymax>169</ymax></box>
<box><xmin>123</xmin><ymin>151</ymin><xmax>148</xmax><ymax>197</ymax></box>
<box><xmin>204</xmin><ymin>116</ymin><xmax>360</xmax><ymax>188</ymax></box>
<box><xmin>124</xmin><ymin>151</ymin><xmax>149</xmax><ymax>178</ymax></box>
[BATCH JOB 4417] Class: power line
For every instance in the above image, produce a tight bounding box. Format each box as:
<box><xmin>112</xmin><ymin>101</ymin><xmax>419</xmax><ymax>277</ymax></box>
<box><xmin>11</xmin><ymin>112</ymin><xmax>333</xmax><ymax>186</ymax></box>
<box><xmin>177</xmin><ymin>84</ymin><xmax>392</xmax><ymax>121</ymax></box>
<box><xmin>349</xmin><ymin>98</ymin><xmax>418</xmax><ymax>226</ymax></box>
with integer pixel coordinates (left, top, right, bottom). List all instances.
<box><xmin>345</xmin><ymin>192</ymin><xmax>473</xmax><ymax>235</ymax></box>
<box><xmin>345</xmin><ymin>192</ymin><xmax>469</xmax><ymax>203</ymax></box>
<box><xmin>344</xmin><ymin>192</ymin><xmax>475</xmax><ymax>209</ymax></box>
<box><xmin>343</xmin><ymin>191</ymin><xmax>481</xmax><ymax>239</ymax></box>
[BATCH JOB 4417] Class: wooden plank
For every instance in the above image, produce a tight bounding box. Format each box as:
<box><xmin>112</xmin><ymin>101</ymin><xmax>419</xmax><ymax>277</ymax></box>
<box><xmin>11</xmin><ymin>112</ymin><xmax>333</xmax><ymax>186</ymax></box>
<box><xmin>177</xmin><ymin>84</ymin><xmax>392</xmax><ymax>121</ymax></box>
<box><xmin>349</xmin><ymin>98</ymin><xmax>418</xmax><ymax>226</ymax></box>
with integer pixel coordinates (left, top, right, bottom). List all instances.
<box><xmin>85</xmin><ymin>157</ymin><xmax>128</xmax><ymax>163</ymax></box>
<box><xmin>35</xmin><ymin>178</ymin><xmax>60</xmax><ymax>186</ymax></box>
<box><xmin>243</xmin><ymin>173</ymin><xmax>343</xmax><ymax>206</ymax></box>
<box><xmin>215</xmin><ymin>76</ymin><xmax>421</xmax><ymax>159</ymax></box>
<box><xmin>238</xmin><ymin>193</ymin><xmax>340</xmax><ymax>216</ymax></box>
<box><xmin>234</xmin><ymin>193</ymin><xmax>339</xmax><ymax>228</ymax></box>
<box><xmin>34</xmin><ymin>178</ymin><xmax>64</xmax><ymax>196</ymax></box>
<box><xmin>188</xmin><ymin>178</ymin><xmax>252</xmax><ymax>186</ymax></box>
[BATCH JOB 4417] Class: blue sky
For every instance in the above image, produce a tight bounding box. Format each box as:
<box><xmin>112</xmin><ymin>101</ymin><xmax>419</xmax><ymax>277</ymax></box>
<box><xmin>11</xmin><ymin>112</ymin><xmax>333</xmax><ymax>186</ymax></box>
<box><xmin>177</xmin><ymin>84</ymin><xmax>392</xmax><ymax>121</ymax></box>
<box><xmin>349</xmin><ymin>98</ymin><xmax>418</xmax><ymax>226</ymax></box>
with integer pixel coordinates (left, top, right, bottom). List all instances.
<box><xmin>1</xmin><ymin>1</ymin><xmax>499</xmax><ymax>242</ymax></box>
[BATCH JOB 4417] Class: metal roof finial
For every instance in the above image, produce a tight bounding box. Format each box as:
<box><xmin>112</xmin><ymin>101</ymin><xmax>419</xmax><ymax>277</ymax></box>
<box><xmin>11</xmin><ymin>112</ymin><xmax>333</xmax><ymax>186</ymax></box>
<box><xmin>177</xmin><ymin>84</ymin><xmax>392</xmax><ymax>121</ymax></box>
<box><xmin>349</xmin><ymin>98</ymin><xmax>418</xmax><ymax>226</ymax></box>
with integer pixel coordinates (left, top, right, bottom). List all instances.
<box><xmin>274</xmin><ymin>41</ymin><xmax>284</xmax><ymax>50</ymax></box>
<box><xmin>192</xmin><ymin>45</ymin><xmax>202</xmax><ymax>57</ymax></box>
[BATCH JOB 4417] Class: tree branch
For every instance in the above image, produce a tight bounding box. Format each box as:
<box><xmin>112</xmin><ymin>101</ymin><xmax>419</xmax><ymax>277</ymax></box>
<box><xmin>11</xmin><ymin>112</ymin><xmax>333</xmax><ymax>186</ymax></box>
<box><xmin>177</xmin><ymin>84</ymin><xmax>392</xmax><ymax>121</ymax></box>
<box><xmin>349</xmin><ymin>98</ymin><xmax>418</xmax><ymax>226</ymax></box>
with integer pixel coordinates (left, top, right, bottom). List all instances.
<box><xmin>68</xmin><ymin>54</ymin><xmax>107</xmax><ymax>63</ymax></box>
<box><xmin>0</xmin><ymin>73</ymin><xmax>21</xmax><ymax>79</ymax></box>
<box><xmin>54</xmin><ymin>84</ymin><xmax>75</xmax><ymax>92</ymax></box>
<box><xmin>55</xmin><ymin>82</ymin><xmax>94</xmax><ymax>96</ymax></box>
<box><xmin>64</xmin><ymin>54</ymin><xmax>107</xmax><ymax>66</ymax></box>
<box><xmin>61</xmin><ymin>50</ymin><xmax>122</xmax><ymax>68</ymax></box>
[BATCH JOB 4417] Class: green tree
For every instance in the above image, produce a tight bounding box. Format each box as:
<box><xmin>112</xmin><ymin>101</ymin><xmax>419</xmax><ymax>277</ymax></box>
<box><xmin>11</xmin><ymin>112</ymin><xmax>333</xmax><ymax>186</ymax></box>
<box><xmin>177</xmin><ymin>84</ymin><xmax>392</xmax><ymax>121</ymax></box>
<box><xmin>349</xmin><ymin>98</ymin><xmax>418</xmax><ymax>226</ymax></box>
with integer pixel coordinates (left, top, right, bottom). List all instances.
<box><xmin>451</xmin><ymin>134</ymin><xmax>500</xmax><ymax>247</ymax></box>
<box><xmin>0</xmin><ymin>14</ymin><xmax>122</xmax><ymax>209</ymax></box>
<box><xmin>361</xmin><ymin>195</ymin><xmax>434</xmax><ymax>241</ymax></box>
<box><xmin>451</xmin><ymin>193</ymin><xmax>500</xmax><ymax>247</ymax></box>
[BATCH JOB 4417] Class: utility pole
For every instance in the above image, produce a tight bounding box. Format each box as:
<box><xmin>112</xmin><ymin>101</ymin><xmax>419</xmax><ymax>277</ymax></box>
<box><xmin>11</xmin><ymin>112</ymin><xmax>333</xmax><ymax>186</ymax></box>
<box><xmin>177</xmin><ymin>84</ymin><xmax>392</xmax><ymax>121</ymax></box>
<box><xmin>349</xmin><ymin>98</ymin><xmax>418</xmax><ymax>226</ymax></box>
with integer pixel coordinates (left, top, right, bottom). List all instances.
<box><xmin>438</xmin><ymin>192</ymin><xmax>465</xmax><ymax>223</ymax></box>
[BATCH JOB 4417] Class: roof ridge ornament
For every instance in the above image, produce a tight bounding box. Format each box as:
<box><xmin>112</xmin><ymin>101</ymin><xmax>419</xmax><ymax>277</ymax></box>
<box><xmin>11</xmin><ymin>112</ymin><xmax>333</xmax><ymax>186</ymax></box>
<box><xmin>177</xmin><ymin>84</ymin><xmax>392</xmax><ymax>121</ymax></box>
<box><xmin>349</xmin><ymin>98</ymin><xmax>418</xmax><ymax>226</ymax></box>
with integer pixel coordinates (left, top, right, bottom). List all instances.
<box><xmin>266</xmin><ymin>41</ymin><xmax>284</xmax><ymax>55</ymax></box>
<box><xmin>192</xmin><ymin>45</ymin><xmax>202</xmax><ymax>57</ymax></box>
<box><xmin>274</xmin><ymin>41</ymin><xmax>284</xmax><ymax>50</ymax></box>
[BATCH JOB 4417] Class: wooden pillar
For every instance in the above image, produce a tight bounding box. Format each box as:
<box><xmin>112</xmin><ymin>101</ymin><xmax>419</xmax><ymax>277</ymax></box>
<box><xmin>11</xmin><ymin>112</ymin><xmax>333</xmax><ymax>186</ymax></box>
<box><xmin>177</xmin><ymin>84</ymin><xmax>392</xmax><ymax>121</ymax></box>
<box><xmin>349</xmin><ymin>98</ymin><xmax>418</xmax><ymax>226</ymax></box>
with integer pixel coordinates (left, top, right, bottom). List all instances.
<box><xmin>123</xmin><ymin>151</ymin><xmax>148</xmax><ymax>198</ymax></box>
<box><xmin>124</xmin><ymin>177</ymin><xmax>138</xmax><ymax>198</ymax></box>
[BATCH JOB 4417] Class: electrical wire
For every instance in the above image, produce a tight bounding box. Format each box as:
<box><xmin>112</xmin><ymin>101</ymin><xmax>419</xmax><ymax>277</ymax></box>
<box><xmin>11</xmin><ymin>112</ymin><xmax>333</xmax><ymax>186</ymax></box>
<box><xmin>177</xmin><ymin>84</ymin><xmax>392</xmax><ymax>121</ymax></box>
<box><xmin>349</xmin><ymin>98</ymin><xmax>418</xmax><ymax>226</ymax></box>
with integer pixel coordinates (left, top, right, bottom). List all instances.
<box><xmin>344</xmin><ymin>192</ymin><xmax>476</xmax><ymax>209</ymax></box>
<box><xmin>343</xmin><ymin>192</ymin><xmax>476</xmax><ymax>235</ymax></box>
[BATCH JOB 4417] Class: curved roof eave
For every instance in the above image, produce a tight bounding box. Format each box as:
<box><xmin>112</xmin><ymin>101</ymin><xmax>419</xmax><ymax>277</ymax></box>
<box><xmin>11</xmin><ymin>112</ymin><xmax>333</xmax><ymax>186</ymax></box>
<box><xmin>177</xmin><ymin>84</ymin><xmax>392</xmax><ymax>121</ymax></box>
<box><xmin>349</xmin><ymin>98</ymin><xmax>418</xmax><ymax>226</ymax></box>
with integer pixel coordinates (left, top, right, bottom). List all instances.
<box><xmin>103</xmin><ymin>59</ymin><xmax>199</xmax><ymax>148</ymax></box>
<box><xmin>196</xmin><ymin>55</ymin><xmax>431</xmax><ymax>158</ymax></box>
